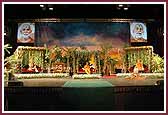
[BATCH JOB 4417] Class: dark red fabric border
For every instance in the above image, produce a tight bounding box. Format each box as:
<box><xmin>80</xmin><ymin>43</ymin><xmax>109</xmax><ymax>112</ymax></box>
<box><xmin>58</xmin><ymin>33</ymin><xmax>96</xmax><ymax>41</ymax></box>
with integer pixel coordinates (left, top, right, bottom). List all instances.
<box><xmin>0</xmin><ymin>0</ymin><xmax>167</xmax><ymax>115</ymax></box>
<box><xmin>1</xmin><ymin>0</ymin><xmax>167</xmax><ymax>2</ymax></box>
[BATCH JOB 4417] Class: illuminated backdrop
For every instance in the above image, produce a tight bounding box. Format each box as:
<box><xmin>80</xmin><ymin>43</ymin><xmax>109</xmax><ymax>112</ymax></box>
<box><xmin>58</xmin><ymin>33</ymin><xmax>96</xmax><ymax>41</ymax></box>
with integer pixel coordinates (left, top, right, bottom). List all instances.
<box><xmin>35</xmin><ymin>22</ymin><xmax>130</xmax><ymax>49</ymax></box>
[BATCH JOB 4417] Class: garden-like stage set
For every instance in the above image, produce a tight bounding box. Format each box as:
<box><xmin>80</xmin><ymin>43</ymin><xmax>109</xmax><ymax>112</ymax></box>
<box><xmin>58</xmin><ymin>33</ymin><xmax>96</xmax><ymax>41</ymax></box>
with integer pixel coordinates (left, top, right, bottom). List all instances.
<box><xmin>3</xmin><ymin>3</ymin><xmax>165</xmax><ymax>111</ymax></box>
<box><xmin>4</xmin><ymin>45</ymin><xmax>164</xmax><ymax>111</ymax></box>
<box><xmin>5</xmin><ymin>45</ymin><xmax>164</xmax><ymax>81</ymax></box>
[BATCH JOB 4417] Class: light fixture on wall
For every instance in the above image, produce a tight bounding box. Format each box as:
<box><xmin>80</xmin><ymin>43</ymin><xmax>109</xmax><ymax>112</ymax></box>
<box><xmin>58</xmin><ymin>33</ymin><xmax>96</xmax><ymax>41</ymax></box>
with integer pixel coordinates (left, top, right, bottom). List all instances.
<box><xmin>117</xmin><ymin>4</ymin><xmax>130</xmax><ymax>10</ymax></box>
<box><xmin>40</xmin><ymin>4</ymin><xmax>54</xmax><ymax>11</ymax></box>
<box><xmin>48</xmin><ymin>4</ymin><xmax>54</xmax><ymax>11</ymax></box>
<box><xmin>118</xmin><ymin>4</ymin><xmax>123</xmax><ymax>7</ymax></box>
<box><xmin>49</xmin><ymin>7</ymin><xmax>54</xmax><ymax>11</ymax></box>
<box><xmin>40</xmin><ymin>5</ymin><xmax>44</xmax><ymax>8</ymax></box>
<box><xmin>124</xmin><ymin>7</ymin><xmax>128</xmax><ymax>10</ymax></box>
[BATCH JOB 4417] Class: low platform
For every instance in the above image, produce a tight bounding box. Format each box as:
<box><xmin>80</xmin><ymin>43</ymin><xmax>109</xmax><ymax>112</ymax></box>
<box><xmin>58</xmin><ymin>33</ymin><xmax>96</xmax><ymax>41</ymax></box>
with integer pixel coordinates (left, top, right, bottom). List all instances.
<box><xmin>117</xmin><ymin>73</ymin><xmax>164</xmax><ymax>78</ymax></box>
<box><xmin>14</xmin><ymin>73</ymin><xmax>69</xmax><ymax>79</ymax></box>
<box><xmin>72</xmin><ymin>73</ymin><xmax>102</xmax><ymax>79</ymax></box>
<box><xmin>5</xmin><ymin>78</ymin><xmax>164</xmax><ymax>87</ymax></box>
<box><xmin>9</xmin><ymin>73</ymin><xmax>164</xmax><ymax>87</ymax></box>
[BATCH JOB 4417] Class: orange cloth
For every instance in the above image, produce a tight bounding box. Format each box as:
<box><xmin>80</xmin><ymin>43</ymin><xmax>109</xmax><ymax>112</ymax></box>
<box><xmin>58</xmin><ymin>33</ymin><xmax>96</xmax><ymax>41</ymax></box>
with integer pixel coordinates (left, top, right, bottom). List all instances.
<box><xmin>136</xmin><ymin>61</ymin><xmax>144</xmax><ymax>70</ymax></box>
<box><xmin>83</xmin><ymin>64</ymin><xmax>90</xmax><ymax>74</ymax></box>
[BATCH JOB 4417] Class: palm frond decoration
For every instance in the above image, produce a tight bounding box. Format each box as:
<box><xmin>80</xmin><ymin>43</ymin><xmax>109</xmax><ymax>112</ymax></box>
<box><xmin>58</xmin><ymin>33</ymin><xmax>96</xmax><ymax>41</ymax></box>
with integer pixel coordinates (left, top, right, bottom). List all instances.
<box><xmin>4</xmin><ymin>44</ymin><xmax>12</xmax><ymax>56</ymax></box>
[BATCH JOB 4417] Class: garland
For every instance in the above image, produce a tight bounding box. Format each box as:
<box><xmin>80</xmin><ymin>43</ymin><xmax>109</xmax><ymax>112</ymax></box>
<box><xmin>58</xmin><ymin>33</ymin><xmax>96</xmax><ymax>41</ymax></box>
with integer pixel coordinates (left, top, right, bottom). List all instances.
<box><xmin>14</xmin><ymin>73</ymin><xmax>69</xmax><ymax>79</ymax></box>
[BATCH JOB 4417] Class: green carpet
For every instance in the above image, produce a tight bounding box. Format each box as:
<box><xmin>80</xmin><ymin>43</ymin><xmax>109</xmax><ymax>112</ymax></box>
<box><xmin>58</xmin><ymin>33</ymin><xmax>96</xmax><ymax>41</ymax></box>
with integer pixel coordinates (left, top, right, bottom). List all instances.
<box><xmin>63</xmin><ymin>80</ymin><xmax>113</xmax><ymax>87</ymax></box>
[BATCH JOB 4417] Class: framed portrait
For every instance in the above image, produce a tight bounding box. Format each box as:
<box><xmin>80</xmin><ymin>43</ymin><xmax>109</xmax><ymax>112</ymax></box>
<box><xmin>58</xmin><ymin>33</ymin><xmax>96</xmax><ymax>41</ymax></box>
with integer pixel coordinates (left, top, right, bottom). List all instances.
<box><xmin>130</xmin><ymin>22</ymin><xmax>147</xmax><ymax>42</ymax></box>
<box><xmin>17</xmin><ymin>23</ymin><xmax>35</xmax><ymax>43</ymax></box>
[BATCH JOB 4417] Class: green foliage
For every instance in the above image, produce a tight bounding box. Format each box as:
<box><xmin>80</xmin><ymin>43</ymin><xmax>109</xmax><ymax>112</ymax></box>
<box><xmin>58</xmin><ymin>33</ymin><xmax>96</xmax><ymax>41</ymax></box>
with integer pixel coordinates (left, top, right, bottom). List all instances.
<box><xmin>22</xmin><ymin>51</ymin><xmax>29</xmax><ymax>67</ymax></box>
<box><xmin>61</xmin><ymin>56</ymin><xmax>67</xmax><ymax>63</ymax></box>
<box><xmin>4</xmin><ymin>54</ymin><xmax>21</xmax><ymax>74</ymax></box>
<box><xmin>4</xmin><ymin>44</ymin><xmax>12</xmax><ymax>56</ymax></box>
<box><xmin>44</xmin><ymin>47</ymin><xmax>50</xmax><ymax>63</ymax></box>
<box><xmin>151</xmin><ymin>53</ymin><xmax>164</xmax><ymax>73</ymax></box>
<box><xmin>4</xmin><ymin>54</ymin><xmax>17</xmax><ymax>67</ymax></box>
<box><xmin>4</xmin><ymin>44</ymin><xmax>22</xmax><ymax>76</ymax></box>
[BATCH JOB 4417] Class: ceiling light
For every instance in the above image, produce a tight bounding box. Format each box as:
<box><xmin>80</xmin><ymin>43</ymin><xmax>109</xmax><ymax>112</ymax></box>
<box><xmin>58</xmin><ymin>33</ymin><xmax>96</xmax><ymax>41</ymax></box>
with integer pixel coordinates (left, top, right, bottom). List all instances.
<box><xmin>40</xmin><ymin>5</ymin><xmax>44</xmax><ymax>7</ymax></box>
<box><xmin>118</xmin><ymin>4</ymin><xmax>123</xmax><ymax>7</ymax></box>
<box><xmin>49</xmin><ymin>7</ymin><xmax>53</xmax><ymax>11</ymax></box>
<box><xmin>124</xmin><ymin>7</ymin><xmax>128</xmax><ymax>10</ymax></box>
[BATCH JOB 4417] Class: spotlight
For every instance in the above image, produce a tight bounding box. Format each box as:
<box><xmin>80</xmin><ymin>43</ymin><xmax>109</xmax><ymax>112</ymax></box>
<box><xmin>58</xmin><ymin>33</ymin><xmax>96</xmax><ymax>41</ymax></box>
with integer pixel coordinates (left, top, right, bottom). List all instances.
<box><xmin>124</xmin><ymin>7</ymin><xmax>128</xmax><ymax>10</ymax></box>
<box><xmin>49</xmin><ymin>7</ymin><xmax>54</xmax><ymax>11</ymax></box>
<box><xmin>118</xmin><ymin>4</ymin><xmax>123</xmax><ymax>7</ymax></box>
<box><xmin>40</xmin><ymin>5</ymin><xmax>44</xmax><ymax>7</ymax></box>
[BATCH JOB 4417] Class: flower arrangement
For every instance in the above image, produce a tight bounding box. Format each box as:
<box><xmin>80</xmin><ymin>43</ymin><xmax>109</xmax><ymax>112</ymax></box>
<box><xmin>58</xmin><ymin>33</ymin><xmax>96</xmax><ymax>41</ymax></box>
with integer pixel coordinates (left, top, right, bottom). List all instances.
<box><xmin>72</xmin><ymin>74</ymin><xmax>101</xmax><ymax>79</ymax></box>
<box><xmin>15</xmin><ymin>73</ymin><xmax>69</xmax><ymax>79</ymax></box>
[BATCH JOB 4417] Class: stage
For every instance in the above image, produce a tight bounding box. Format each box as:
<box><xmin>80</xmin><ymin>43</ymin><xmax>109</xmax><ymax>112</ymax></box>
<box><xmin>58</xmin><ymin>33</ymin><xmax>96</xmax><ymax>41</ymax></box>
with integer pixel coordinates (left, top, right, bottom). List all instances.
<box><xmin>4</xmin><ymin>3</ymin><xmax>165</xmax><ymax>111</ymax></box>
<box><xmin>4</xmin><ymin>72</ymin><xmax>164</xmax><ymax>111</ymax></box>
<box><xmin>5</xmin><ymin>72</ymin><xmax>163</xmax><ymax>87</ymax></box>
<box><xmin>6</xmin><ymin>78</ymin><xmax>164</xmax><ymax>87</ymax></box>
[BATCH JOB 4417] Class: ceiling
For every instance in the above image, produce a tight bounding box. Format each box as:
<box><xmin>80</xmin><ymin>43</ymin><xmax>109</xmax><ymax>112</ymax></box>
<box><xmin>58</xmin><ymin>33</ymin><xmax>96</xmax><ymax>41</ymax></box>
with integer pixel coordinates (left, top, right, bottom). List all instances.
<box><xmin>4</xmin><ymin>4</ymin><xmax>164</xmax><ymax>21</ymax></box>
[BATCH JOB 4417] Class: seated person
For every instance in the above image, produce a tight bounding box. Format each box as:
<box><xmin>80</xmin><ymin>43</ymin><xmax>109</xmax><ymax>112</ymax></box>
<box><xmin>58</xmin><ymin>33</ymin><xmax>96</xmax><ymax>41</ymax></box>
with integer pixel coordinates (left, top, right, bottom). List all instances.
<box><xmin>90</xmin><ymin>63</ymin><xmax>96</xmax><ymax>73</ymax></box>
<box><xmin>83</xmin><ymin>62</ymin><xmax>91</xmax><ymax>74</ymax></box>
<box><xmin>134</xmin><ymin>59</ymin><xmax>144</xmax><ymax>73</ymax></box>
<box><xmin>27</xmin><ymin>63</ymin><xmax>41</xmax><ymax>73</ymax></box>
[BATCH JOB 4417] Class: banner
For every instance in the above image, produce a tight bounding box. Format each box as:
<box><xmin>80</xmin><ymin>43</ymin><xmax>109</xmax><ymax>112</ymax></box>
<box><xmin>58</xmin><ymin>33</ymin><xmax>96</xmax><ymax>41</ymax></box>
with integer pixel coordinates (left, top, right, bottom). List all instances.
<box><xmin>130</xmin><ymin>22</ymin><xmax>147</xmax><ymax>42</ymax></box>
<box><xmin>17</xmin><ymin>23</ymin><xmax>35</xmax><ymax>43</ymax></box>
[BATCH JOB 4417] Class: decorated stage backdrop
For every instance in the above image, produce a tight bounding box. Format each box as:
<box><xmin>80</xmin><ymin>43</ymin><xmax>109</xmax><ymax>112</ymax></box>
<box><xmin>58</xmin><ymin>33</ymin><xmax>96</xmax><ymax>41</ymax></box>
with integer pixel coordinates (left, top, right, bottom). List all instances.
<box><xmin>35</xmin><ymin>22</ymin><xmax>130</xmax><ymax>49</ymax></box>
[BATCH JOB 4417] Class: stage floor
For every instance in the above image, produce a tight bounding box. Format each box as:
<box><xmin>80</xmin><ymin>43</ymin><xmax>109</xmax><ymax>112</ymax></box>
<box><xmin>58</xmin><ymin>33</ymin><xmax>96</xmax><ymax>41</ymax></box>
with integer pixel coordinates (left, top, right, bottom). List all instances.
<box><xmin>5</xmin><ymin>77</ymin><xmax>164</xmax><ymax>87</ymax></box>
<box><xmin>4</xmin><ymin>77</ymin><xmax>164</xmax><ymax>111</ymax></box>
